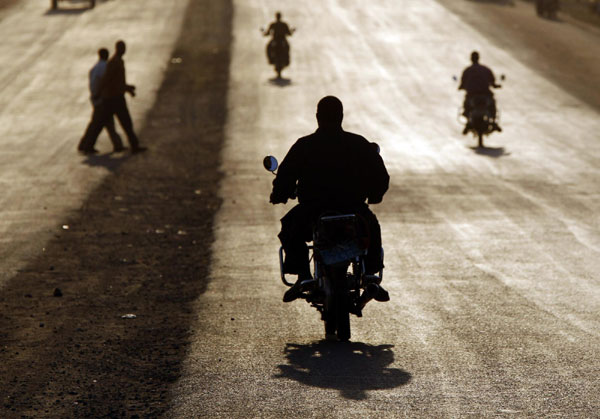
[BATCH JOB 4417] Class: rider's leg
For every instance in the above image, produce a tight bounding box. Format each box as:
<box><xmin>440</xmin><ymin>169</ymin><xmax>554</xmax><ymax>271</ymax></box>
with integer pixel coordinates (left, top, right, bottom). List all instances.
<box><xmin>359</xmin><ymin>206</ymin><xmax>389</xmax><ymax>302</ymax></box>
<box><xmin>489</xmin><ymin>96</ymin><xmax>502</xmax><ymax>132</ymax></box>
<box><xmin>279</xmin><ymin>205</ymin><xmax>314</xmax><ymax>302</ymax></box>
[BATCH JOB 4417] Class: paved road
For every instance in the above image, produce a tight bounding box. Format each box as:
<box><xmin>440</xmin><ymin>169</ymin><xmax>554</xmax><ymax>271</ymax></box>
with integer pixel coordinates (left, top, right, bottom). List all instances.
<box><xmin>0</xmin><ymin>0</ymin><xmax>187</xmax><ymax>285</ymax></box>
<box><xmin>170</xmin><ymin>0</ymin><xmax>600</xmax><ymax>417</ymax></box>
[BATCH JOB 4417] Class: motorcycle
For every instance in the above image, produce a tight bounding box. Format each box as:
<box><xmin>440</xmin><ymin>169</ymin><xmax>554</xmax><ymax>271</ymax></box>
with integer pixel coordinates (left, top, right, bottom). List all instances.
<box><xmin>267</xmin><ymin>40</ymin><xmax>289</xmax><ymax>79</ymax></box>
<box><xmin>263</xmin><ymin>156</ymin><xmax>385</xmax><ymax>342</ymax></box>
<box><xmin>456</xmin><ymin>75</ymin><xmax>505</xmax><ymax>148</ymax></box>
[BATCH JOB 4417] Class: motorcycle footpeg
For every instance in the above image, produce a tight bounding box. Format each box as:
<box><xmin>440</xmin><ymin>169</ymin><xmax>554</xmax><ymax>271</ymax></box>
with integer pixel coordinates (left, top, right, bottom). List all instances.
<box><xmin>299</xmin><ymin>278</ymin><xmax>317</xmax><ymax>289</ymax></box>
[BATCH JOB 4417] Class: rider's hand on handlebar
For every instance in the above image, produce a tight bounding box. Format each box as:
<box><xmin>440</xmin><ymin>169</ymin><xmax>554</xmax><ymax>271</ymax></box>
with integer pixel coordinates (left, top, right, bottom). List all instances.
<box><xmin>270</xmin><ymin>192</ymin><xmax>287</xmax><ymax>205</ymax></box>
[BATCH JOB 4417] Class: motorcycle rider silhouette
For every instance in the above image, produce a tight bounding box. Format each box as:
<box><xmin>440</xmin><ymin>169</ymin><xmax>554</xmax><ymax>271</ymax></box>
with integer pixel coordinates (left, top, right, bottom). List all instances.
<box><xmin>270</xmin><ymin>96</ymin><xmax>390</xmax><ymax>303</ymax></box>
<box><xmin>459</xmin><ymin>51</ymin><xmax>502</xmax><ymax>135</ymax></box>
<box><xmin>263</xmin><ymin>12</ymin><xmax>294</xmax><ymax>78</ymax></box>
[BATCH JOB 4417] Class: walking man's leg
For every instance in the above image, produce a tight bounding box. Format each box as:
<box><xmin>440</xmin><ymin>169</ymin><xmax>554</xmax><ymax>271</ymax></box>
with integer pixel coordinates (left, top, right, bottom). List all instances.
<box><xmin>78</xmin><ymin>104</ymin><xmax>107</xmax><ymax>153</ymax></box>
<box><xmin>112</xmin><ymin>96</ymin><xmax>142</xmax><ymax>151</ymax></box>
<box><xmin>104</xmin><ymin>114</ymin><xmax>125</xmax><ymax>151</ymax></box>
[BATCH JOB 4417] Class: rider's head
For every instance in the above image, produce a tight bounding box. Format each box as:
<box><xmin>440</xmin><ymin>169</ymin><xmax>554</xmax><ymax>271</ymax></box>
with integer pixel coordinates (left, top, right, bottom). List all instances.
<box><xmin>276</xmin><ymin>12</ymin><xmax>282</xmax><ymax>21</ymax></box>
<box><xmin>316</xmin><ymin>96</ymin><xmax>344</xmax><ymax>128</ymax></box>
<box><xmin>116</xmin><ymin>40</ymin><xmax>127</xmax><ymax>56</ymax></box>
<box><xmin>471</xmin><ymin>51</ymin><xmax>480</xmax><ymax>64</ymax></box>
<box><xmin>98</xmin><ymin>48</ymin><xmax>109</xmax><ymax>61</ymax></box>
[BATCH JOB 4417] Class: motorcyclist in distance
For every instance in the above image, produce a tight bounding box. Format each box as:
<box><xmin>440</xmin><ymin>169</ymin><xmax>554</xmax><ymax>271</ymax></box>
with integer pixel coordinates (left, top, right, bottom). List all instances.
<box><xmin>270</xmin><ymin>96</ymin><xmax>390</xmax><ymax>303</ymax></box>
<box><xmin>262</xmin><ymin>12</ymin><xmax>294</xmax><ymax>73</ymax></box>
<box><xmin>459</xmin><ymin>51</ymin><xmax>502</xmax><ymax>135</ymax></box>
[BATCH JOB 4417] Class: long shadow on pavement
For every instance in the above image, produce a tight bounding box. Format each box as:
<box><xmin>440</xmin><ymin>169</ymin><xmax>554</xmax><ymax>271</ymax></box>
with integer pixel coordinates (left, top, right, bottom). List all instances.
<box><xmin>0</xmin><ymin>0</ymin><xmax>231</xmax><ymax>417</ymax></box>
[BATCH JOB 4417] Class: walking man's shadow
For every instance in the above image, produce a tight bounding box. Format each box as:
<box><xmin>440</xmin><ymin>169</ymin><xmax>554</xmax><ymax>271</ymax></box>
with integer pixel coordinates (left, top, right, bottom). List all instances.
<box><xmin>81</xmin><ymin>152</ymin><xmax>130</xmax><ymax>172</ymax></box>
<box><xmin>274</xmin><ymin>341</ymin><xmax>411</xmax><ymax>400</ymax></box>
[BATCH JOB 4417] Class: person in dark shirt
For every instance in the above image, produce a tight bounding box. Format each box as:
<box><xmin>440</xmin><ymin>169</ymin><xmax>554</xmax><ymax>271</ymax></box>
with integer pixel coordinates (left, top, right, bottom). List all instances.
<box><xmin>459</xmin><ymin>51</ymin><xmax>502</xmax><ymax>134</ymax></box>
<box><xmin>270</xmin><ymin>96</ymin><xmax>390</xmax><ymax>302</ymax></box>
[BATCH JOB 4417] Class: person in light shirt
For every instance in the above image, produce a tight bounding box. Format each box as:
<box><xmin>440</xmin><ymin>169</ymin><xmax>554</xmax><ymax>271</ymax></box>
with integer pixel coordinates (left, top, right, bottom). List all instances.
<box><xmin>77</xmin><ymin>48</ymin><xmax>125</xmax><ymax>154</ymax></box>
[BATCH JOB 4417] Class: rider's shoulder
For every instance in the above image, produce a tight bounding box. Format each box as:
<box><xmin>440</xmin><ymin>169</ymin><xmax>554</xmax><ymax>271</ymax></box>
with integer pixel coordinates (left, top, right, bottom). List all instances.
<box><xmin>343</xmin><ymin>131</ymin><xmax>370</xmax><ymax>145</ymax></box>
<box><xmin>292</xmin><ymin>133</ymin><xmax>317</xmax><ymax>149</ymax></box>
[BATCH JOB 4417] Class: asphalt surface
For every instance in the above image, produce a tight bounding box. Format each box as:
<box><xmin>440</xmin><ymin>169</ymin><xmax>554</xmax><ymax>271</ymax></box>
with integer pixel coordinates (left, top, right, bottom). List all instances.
<box><xmin>0</xmin><ymin>0</ymin><xmax>599</xmax><ymax>417</ymax></box>
<box><xmin>169</xmin><ymin>0</ymin><xmax>600</xmax><ymax>417</ymax></box>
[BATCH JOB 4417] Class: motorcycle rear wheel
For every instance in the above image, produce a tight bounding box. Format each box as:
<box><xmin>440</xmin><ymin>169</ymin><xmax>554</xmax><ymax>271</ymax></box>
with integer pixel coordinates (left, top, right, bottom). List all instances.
<box><xmin>335</xmin><ymin>291</ymin><xmax>351</xmax><ymax>341</ymax></box>
<box><xmin>323</xmin><ymin>266</ymin><xmax>351</xmax><ymax>341</ymax></box>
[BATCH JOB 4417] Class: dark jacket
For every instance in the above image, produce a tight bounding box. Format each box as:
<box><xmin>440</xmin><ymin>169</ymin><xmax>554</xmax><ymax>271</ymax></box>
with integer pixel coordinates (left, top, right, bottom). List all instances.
<box><xmin>100</xmin><ymin>55</ymin><xmax>127</xmax><ymax>99</ymax></box>
<box><xmin>271</xmin><ymin>127</ymin><xmax>389</xmax><ymax>207</ymax></box>
<box><xmin>459</xmin><ymin>63</ymin><xmax>496</xmax><ymax>96</ymax></box>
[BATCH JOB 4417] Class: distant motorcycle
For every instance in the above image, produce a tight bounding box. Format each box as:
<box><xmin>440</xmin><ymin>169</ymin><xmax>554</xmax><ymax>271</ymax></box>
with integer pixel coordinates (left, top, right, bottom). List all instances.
<box><xmin>465</xmin><ymin>95</ymin><xmax>498</xmax><ymax>148</ymax></box>
<box><xmin>456</xmin><ymin>75</ymin><xmax>505</xmax><ymax>148</ymax></box>
<box><xmin>536</xmin><ymin>0</ymin><xmax>559</xmax><ymax>18</ymax></box>
<box><xmin>263</xmin><ymin>155</ymin><xmax>386</xmax><ymax>342</ymax></box>
<box><xmin>267</xmin><ymin>39</ymin><xmax>290</xmax><ymax>79</ymax></box>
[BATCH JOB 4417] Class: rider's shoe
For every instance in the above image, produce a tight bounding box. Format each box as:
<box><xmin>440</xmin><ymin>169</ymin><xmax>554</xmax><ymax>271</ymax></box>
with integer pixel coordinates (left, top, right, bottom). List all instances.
<box><xmin>356</xmin><ymin>282</ymin><xmax>390</xmax><ymax>311</ymax></box>
<box><xmin>493</xmin><ymin>122</ymin><xmax>502</xmax><ymax>132</ymax></box>
<box><xmin>374</xmin><ymin>284</ymin><xmax>390</xmax><ymax>302</ymax></box>
<box><xmin>356</xmin><ymin>283</ymin><xmax>378</xmax><ymax>310</ymax></box>
<box><xmin>283</xmin><ymin>276</ymin><xmax>312</xmax><ymax>303</ymax></box>
<box><xmin>462</xmin><ymin>124</ymin><xmax>470</xmax><ymax>135</ymax></box>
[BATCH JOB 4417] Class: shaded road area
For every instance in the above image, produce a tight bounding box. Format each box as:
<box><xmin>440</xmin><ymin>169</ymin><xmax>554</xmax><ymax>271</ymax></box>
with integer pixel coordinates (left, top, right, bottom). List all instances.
<box><xmin>0</xmin><ymin>0</ymin><xmax>231</xmax><ymax>416</ymax></box>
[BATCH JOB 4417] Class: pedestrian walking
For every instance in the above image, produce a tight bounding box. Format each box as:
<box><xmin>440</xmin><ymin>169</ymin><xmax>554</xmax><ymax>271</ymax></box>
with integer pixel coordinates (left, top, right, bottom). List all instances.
<box><xmin>80</xmin><ymin>40</ymin><xmax>146</xmax><ymax>154</ymax></box>
<box><xmin>77</xmin><ymin>48</ymin><xmax>125</xmax><ymax>154</ymax></box>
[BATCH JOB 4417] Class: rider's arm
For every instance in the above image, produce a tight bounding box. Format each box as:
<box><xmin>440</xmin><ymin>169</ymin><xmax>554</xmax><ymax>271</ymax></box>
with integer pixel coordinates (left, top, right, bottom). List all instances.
<box><xmin>458</xmin><ymin>69</ymin><xmax>467</xmax><ymax>91</ymax></box>
<box><xmin>263</xmin><ymin>23</ymin><xmax>273</xmax><ymax>36</ymax></box>
<box><xmin>270</xmin><ymin>141</ymin><xmax>302</xmax><ymax>204</ymax></box>
<box><xmin>365</xmin><ymin>145</ymin><xmax>389</xmax><ymax>205</ymax></box>
<box><xmin>488</xmin><ymin>67</ymin><xmax>501</xmax><ymax>89</ymax></box>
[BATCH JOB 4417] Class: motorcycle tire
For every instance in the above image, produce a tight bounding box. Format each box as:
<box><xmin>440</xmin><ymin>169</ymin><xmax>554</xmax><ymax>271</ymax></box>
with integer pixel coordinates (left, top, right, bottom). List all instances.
<box><xmin>323</xmin><ymin>266</ymin><xmax>351</xmax><ymax>341</ymax></box>
<box><xmin>472</xmin><ymin>115</ymin><xmax>486</xmax><ymax>148</ymax></box>
<box><xmin>335</xmin><ymin>292</ymin><xmax>351</xmax><ymax>341</ymax></box>
<box><xmin>332</xmin><ymin>266</ymin><xmax>351</xmax><ymax>341</ymax></box>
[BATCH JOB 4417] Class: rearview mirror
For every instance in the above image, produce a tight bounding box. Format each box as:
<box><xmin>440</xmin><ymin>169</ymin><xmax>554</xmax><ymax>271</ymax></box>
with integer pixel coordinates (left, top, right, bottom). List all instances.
<box><xmin>371</xmin><ymin>142</ymin><xmax>381</xmax><ymax>154</ymax></box>
<box><xmin>263</xmin><ymin>155</ymin><xmax>278</xmax><ymax>172</ymax></box>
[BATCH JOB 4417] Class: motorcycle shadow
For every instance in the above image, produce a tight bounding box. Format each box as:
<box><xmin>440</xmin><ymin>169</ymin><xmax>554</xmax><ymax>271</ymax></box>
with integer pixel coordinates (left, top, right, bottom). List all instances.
<box><xmin>268</xmin><ymin>77</ymin><xmax>292</xmax><ymax>87</ymax></box>
<box><xmin>274</xmin><ymin>341</ymin><xmax>411</xmax><ymax>400</ymax></box>
<box><xmin>469</xmin><ymin>145</ymin><xmax>510</xmax><ymax>158</ymax></box>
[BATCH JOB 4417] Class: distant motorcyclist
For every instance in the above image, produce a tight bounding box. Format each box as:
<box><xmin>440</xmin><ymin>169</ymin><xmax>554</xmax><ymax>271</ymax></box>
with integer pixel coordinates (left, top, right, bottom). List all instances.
<box><xmin>459</xmin><ymin>51</ymin><xmax>502</xmax><ymax>134</ymax></box>
<box><xmin>262</xmin><ymin>12</ymin><xmax>294</xmax><ymax>77</ymax></box>
<box><xmin>270</xmin><ymin>96</ymin><xmax>390</xmax><ymax>303</ymax></box>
